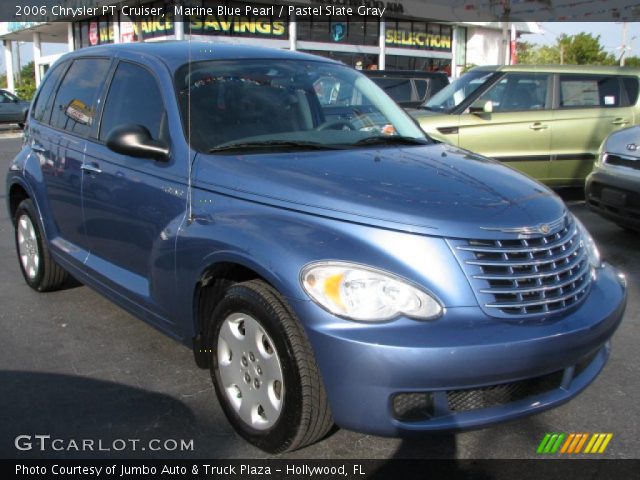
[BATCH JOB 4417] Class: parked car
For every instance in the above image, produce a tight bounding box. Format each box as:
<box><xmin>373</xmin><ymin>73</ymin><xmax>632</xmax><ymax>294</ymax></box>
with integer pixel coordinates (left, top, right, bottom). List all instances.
<box><xmin>7</xmin><ymin>43</ymin><xmax>626</xmax><ymax>453</ymax></box>
<box><xmin>586</xmin><ymin>125</ymin><xmax>640</xmax><ymax>231</ymax></box>
<box><xmin>411</xmin><ymin>65</ymin><xmax>640</xmax><ymax>187</ymax></box>
<box><xmin>363</xmin><ymin>70</ymin><xmax>449</xmax><ymax>108</ymax></box>
<box><xmin>0</xmin><ymin>89</ymin><xmax>30</xmax><ymax>129</ymax></box>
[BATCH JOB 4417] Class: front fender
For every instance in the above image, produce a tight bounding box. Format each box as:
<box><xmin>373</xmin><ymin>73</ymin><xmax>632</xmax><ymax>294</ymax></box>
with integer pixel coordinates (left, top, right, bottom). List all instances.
<box><xmin>173</xmin><ymin>188</ymin><xmax>475</xmax><ymax>339</ymax></box>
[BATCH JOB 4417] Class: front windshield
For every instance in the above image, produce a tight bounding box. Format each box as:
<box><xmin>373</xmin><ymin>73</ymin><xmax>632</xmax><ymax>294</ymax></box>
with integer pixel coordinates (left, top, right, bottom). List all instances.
<box><xmin>423</xmin><ymin>69</ymin><xmax>496</xmax><ymax>112</ymax></box>
<box><xmin>175</xmin><ymin>59</ymin><xmax>427</xmax><ymax>153</ymax></box>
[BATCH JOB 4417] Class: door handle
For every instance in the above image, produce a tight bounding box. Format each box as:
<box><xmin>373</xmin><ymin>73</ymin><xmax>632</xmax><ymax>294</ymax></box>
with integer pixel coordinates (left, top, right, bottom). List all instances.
<box><xmin>612</xmin><ymin>118</ymin><xmax>629</xmax><ymax>126</ymax></box>
<box><xmin>31</xmin><ymin>143</ymin><xmax>46</xmax><ymax>153</ymax></box>
<box><xmin>81</xmin><ymin>163</ymin><xmax>102</xmax><ymax>174</ymax></box>
<box><xmin>528</xmin><ymin>123</ymin><xmax>548</xmax><ymax>130</ymax></box>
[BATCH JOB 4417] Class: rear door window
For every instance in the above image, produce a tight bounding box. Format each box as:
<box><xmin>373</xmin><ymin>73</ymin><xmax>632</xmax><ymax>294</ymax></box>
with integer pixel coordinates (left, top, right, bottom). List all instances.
<box><xmin>31</xmin><ymin>62</ymin><xmax>67</xmax><ymax>124</ymax></box>
<box><xmin>50</xmin><ymin>58</ymin><xmax>111</xmax><ymax>136</ymax></box>
<box><xmin>559</xmin><ymin>74</ymin><xmax>635</xmax><ymax>108</ymax></box>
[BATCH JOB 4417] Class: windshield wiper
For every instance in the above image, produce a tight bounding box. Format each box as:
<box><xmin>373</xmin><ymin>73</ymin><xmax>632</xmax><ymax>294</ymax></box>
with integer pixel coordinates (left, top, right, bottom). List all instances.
<box><xmin>351</xmin><ymin>136</ymin><xmax>431</xmax><ymax>147</ymax></box>
<box><xmin>209</xmin><ymin>140</ymin><xmax>341</xmax><ymax>154</ymax></box>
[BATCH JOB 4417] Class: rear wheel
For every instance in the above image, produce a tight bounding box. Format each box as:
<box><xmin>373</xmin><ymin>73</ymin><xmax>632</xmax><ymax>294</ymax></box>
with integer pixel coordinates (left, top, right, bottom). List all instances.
<box><xmin>208</xmin><ymin>279</ymin><xmax>333</xmax><ymax>453</ymax></box>
<box><xmin>14</xmin><ymin>199</ymin><xmax>69</xmax><ymax>291</ymax></box>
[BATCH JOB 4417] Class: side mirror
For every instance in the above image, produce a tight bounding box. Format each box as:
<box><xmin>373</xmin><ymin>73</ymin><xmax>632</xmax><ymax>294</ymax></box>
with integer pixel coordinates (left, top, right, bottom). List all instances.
<box><xmin>469</xmin><ymin>99</ymin><xmax>493</xmax><ymax>114</ymax></box>
<box><xmin>106</xmin><ymin>124</ymin><xmax>169</xmax><ymax>162</ymax></box>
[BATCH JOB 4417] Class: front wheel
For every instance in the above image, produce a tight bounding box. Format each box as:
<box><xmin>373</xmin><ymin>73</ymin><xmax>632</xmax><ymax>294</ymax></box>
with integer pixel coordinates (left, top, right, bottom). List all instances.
<box><xmin>208</xmin><ymin>280</ymin><xmax>333</xmax><ymax>453</ymax></box>
<box><xmin>14</xmin><ymin>199</ymin><xmax>69</xmax><ymax>291</ymax></box>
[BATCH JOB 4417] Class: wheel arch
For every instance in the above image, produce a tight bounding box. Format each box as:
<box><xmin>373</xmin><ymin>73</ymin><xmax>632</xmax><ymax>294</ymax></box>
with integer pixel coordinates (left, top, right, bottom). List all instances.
<box><xmin>8</xmin><ymin>182</ymin><xmax>30</xmax><ymax>226</ymax></box>
<box><xmin>191</xmin><ymin>260</ymin><xmax>283</xmax><ymax>368</ymax></box>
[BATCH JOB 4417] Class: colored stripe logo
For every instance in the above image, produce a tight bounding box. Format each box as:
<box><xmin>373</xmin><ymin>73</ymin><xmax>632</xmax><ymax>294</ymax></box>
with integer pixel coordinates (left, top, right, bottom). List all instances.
<box><xmin>537</xmin><ymin>433</ymin><xmax>613</xmax><ymax>454</ymax></box>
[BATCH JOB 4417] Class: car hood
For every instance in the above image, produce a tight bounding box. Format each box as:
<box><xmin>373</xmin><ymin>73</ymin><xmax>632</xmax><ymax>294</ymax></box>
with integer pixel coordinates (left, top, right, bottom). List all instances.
<box><xmin>193</xmin><ymin>143</ymin><xmax>566</xmax><ymax>239</ymax></box>
<box><xmin>603</xmin><ymin>126</ymin><xmax>640</xmax><ymax>157</ymax></box>
<box><xmin>406</xmin><ymin>108</ymin><xmax>445</xmax><ymax>118</ymax></box>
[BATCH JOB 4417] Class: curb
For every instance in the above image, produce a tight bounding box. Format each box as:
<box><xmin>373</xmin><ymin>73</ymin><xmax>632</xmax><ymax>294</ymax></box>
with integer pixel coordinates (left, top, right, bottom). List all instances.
<box><xmin>0</xmin><ymin>132</ymin><xmax>23</xmax><ymax>139</ymax></box>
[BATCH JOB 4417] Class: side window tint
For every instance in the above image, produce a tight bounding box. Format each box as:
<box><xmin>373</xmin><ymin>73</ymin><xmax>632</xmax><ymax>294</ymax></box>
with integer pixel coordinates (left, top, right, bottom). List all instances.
<box><xmin>560</xmin><ymin>75</ymin><xmax>625</xmax><ymax>108</ymax></box>
<box><xmin>99</xmin><ymin>62</ymin><xmax>164</xmax><ymax>142</ymax></box>
<box><xmin>478</xmin><ymin>73</ymin><xmax>548</xmax><ymax>112</ymax></box>
<box><xmin>375</xmin><ymin>78</ymin><xmax>413</xmax><ymax>103</ymax></box>
<box><xmin>414</xmin><ymin>80</ymin><xmax>428</xmax><ymax>101</ymax></box>
<box><xmin>621</xmin><ymin>77</ymin><xmax>639</xmax><ymax>106</ymax></box>
<box><xmin>32</xmin><ymin>62</ymin><xmax>66</xmax><ymax>124</ymax></box>
<box><xmin>50</xmin><ymin>58</ymin><xmax>110</xmax><ymax>136</ymax></box>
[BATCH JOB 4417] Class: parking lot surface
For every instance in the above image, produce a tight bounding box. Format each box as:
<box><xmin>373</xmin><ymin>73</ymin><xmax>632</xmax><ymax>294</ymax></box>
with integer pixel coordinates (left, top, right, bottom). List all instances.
<box><xmin>1</xmin><ymin>135</ymin><xmax>638</xmax><ymax>459</ymax></box>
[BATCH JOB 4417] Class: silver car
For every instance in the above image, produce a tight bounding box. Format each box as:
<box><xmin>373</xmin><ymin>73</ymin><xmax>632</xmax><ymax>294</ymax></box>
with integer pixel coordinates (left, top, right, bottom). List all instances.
<box><xmin>586</xmin><ymin>126</ymin><xmax>640</xmax><ymax>232</ymax></box>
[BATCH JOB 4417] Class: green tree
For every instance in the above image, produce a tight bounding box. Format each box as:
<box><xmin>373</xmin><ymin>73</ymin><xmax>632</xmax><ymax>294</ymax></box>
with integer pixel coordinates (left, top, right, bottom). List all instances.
<box><xmin>557</xmin><ymin>33</ymin><xmax>615</xmax><ymax>65</ymax></box>
<box><xmin>623</xmin><ymin>56</ymin><xmax>640</xmax><ymax>67</ymax></box>
<box><xmin>15</xmin><ymin>61</ymin><xmax>37</xmax><ymax>100</ymax></box>
<box><xmin>517</xmin><ymin>32</ymin><xmax>616</xmax><ymax>66</ymax></box>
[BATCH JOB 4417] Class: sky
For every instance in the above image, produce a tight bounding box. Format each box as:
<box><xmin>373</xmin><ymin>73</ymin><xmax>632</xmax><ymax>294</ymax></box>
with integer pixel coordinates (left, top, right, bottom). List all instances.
<box><xmin>1</xmin><ymin>21</ymin><xmax>639</xmax><ymax>75</ymax></box>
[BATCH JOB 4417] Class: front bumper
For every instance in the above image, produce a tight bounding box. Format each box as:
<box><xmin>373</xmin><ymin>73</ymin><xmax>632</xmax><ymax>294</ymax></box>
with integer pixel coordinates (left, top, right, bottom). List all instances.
<box><xmin>293</xmin><ymin>264</ymin><xmax>626</xmax><ymax>436</ymax></box>
<box><xmin>586</xmin><ymin>168</ymin><xmax>640</xmax><ymax>230</ymax></box>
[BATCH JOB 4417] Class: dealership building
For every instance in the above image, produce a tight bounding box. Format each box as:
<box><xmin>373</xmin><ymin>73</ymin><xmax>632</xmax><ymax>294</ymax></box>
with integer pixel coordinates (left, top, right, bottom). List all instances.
<box><xmin>0</xmin><ymin>0</ymin><xmax>540</xmax><ymax>92</ymax></box>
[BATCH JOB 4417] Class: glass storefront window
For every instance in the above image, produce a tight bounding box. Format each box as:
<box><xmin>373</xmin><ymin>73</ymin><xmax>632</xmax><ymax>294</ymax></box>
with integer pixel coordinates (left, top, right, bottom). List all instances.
<box><xmin>385</xmin><ymin>55</ymin><xmax>451</xmax><ymax>74</ymax></box>
<box><xmin>298</xmin><ymin>19</ymin><xmax>377</xmax><ymax>46</ymax></box>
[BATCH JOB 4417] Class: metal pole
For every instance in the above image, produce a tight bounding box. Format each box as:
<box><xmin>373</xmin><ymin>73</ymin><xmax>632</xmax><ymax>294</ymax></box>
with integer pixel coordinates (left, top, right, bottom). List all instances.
<box><xmin>174</xmin><ymin>14</ymin><xmax>184</xmax><ymax>41</ymax></box>
<box><xmin>67</xmin><ymin>22</ymin><xmax>74</xmax><ymax>51</ymax></box>
<box><xmin>620</xmin><ymin>22</ymin><xmax>627</xmax><ymax>66</ymax></box>
<box><xmin>379</xmin><ymin>20</ymin><xmax>386</xmax><ymax>70</ymax></box>
<box><xmin>289</xmin><ymin>13</ymin><xmax>297</xmax><ymax>51</ymax></box>
<box><xmin>33</xmin><ymin>32</ymin><xmax>42</xmax><ymax>86</ymax></box>
<box><xmin>16</xmin><ymin>42</ymin><xmax>21</xmax><ymax>87</ymax></box>
<box><xmin>4</xmin><ymin>40</ymin><xmax>15</xmax><ymax>93</ymax></box>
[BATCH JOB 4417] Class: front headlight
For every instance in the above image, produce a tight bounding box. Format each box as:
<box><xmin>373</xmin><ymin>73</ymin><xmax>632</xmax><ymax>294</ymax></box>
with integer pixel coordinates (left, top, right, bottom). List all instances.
<box><xmin>301</xmin><ymin>261</ymin><xmax>442</xmax><ymax>322</ymax></box>
<box><xmin>574</xmin><ymin>215</ymin><xmax>602</xmax><ymax>269</ymax></box>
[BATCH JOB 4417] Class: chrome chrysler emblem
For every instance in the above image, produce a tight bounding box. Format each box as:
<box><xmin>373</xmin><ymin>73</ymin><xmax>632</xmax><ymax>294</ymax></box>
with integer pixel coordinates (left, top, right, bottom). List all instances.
<box><xmin>481</xmin><ymin>215</ymin><xmax>566</xmax><ymax>236</ymax></box>
<box><xmin>627</xmin><ymin>143</ymin><xmax>638</xmax><ymax>151</ymax></box>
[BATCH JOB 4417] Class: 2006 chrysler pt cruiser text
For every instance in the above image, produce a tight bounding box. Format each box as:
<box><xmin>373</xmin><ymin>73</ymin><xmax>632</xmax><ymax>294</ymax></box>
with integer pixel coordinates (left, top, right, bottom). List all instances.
<box><xmin>6</xmin><ymin>42</ymin><xmax>626</xmax><ymax>453</ymax></box>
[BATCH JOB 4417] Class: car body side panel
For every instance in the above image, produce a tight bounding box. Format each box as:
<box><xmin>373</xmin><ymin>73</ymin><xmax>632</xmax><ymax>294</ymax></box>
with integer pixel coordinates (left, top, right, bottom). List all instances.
<box><xmin>549</xmin><ymin>105</ymin><xmax>635</xmax><ymax>186</ymax></box>
<box><xmin>81</xmin><ymin>142</ymin><xmax>188</xmax><ymax>327</ymax></box>
<box><xmin>458</xmin><ymin>111</ymin><xmax>552</xmax><ymax>182</ymax></box>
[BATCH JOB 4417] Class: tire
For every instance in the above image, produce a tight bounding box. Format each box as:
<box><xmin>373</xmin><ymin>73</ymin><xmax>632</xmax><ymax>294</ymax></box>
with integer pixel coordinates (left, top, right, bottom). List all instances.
<box><xmin>14</xmin><ymin>199</ymin><xmax>69</xmax><ymax>291</ymax></box>
<box><xmin>207</xmin><ymin>279</ymin><xmax>333</xmax><ymax>453</ymax></box>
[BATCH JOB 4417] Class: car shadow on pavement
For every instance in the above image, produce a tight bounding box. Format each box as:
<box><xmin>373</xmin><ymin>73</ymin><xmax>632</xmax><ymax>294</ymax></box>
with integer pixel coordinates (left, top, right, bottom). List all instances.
<box><xmin>0</xmin><ymin>370</ymin><xmax>198</xmax><ymax>459</ymax></box>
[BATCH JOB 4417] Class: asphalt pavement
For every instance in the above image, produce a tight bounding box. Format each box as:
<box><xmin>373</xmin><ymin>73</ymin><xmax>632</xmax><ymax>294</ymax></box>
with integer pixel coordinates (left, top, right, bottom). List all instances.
<box><xmin>0</xmin><ymin>135</ymin><xmax>638</xmax><ymax>459</ymax></box>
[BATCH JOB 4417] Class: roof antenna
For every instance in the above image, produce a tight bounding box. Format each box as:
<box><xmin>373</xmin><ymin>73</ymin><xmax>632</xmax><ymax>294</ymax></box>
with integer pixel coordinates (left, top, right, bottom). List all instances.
<box><xmin>186</xmin><ymin>19</ymin><xmax>194</xmax><ymax>224</ymax></box>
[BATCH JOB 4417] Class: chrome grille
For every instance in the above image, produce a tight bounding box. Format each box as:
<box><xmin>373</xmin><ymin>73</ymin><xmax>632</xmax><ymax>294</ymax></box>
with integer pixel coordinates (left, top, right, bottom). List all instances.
<box><xmin>603</xmin><ymin>153</ymin><xmax>640</xmax><ymax>171</ymax></box>
<box><xmin>449</xmin><ymin>219</ymin><xmax>593</xmax><ymax>317</ymax></box>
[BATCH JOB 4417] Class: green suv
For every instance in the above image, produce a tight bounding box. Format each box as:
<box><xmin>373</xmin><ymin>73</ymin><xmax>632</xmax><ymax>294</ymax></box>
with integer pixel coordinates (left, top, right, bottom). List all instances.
<box><xmin>411</xmin><ymin>65</ymin><xmax>640</xmax><ymax>187</ymax></box>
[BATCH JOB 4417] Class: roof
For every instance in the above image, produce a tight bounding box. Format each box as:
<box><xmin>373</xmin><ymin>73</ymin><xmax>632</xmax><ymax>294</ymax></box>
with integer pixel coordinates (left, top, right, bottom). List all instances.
<box><xmin>363</xmin><ymin>70</ymin><xmax>448</xmax><ymax>78</ymax></box>
<box><xmin>60</xmin><ymin>41</ymin><xmax>337</xmax><ymax>70</ymax></box>
<box><xmin>473</xmin><ymin>64</ymin><xmax>640</xmax><ymax>74</ymax></box>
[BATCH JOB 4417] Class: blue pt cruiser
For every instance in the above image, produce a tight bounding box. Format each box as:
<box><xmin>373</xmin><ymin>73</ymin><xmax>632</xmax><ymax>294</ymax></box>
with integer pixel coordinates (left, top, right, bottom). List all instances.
<box><xmin>6</xmin><ymin>43</ymin><xmax>626</xmax><ymax>453</ymax></box>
